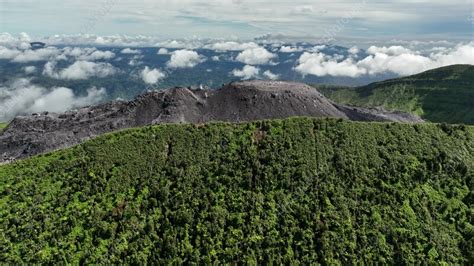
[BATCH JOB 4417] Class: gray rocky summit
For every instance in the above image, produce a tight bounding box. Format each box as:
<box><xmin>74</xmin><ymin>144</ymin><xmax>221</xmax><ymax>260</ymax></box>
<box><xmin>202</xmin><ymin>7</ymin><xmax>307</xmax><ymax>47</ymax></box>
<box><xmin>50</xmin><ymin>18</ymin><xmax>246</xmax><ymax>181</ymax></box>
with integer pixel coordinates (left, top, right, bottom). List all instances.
<box><xmin>0</xmin><ymin>81</ymin><xmax>423</xmax><ymax>162</ymax></box>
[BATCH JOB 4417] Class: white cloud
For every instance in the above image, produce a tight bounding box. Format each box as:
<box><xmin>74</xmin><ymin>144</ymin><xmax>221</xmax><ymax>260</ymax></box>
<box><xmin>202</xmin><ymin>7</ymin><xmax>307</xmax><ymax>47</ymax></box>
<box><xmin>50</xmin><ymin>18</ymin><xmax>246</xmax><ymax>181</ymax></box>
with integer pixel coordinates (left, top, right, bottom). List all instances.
<box><xmin>0</xmin><ymin>79</ymin><xmax>106</xmax><ymax>121</ymax></box>
<box><xmin>212</xmin><ymin>55</ymin><xmax>220</xmax><ymax>61</ymax></box>
<box><xmin>236</xmin><ymin>47</ymin><xmax>277</xmax><ymax>65</ymax></box>
<box><xmin>231</xmin><ymin>65</ymin><xmax>260</xmax><ymax>80</ymax></box>
<box><xmin>58</xmin><ymin>47</ymin><xmax>84</xmax><ymax>58</ymax></box>
<box><xmin>157</xmin><ymin>48</ymin><xmax>169</xmax><ymax>55</ymax></box>
<box><xmin>348</xmin><ymin>46</ymin><xmax>359</xmax><ymax>55</ymax></box>
<box><xmin>356</xmin><ymin>52</ymin><xmax>431</xmax><ymax>76</ymax></box>
<box><xmin>121</xmin><ymin>48</ymin><xmax>141</xmax><ymax>54</ymax></box>
<box><xmin>306</xmin><ymin>45</ymin><xmax>327</xmax><ymax>53</ymax></box>
<box><xmin>296</xmin><ymin>42</ymin><xmax>474</xmax><ymax>77</ymax></box>
<box><xmin>166</xmin><ymin>49</ymin><xmax>205</xmax><ymax>68</ymax></box>
<box><xmin>141</xmin><ymin>67</ymin><xmax>166</xmax><ymax>84</ymax></box>
<box><xmin>23</xmin><ymin>66</ymin><xmax>37</xmax><ymax>74</ymax></box>
<box><xmin>18</xmin><ymin>42</ymin><xmax>32</xmax><ymax>50</ymax></box>
<box><xmin>128</xmin><ymin>54</ymin><xmax>144</xmax><ymax>66</ymax></box>
<box><xmin>128</xmin><ymin>60</ymin><xmax>141</xmax><ymax>66</ymax></box>
<box><xmin>263</xmin><ymin>70</ymin><xmax>280</xmax><ymax>80</ymax></box>
<box><xmin>27</xmin><ymin>34</ymin><xmax>170</xmax><ymax>47</ymax></box>
<box><xmin>205</xmin><ymin>41</ymin><xmax>259</xmax><ymax>51</ymax></box>
<box><xmin>43</xmin><ymin>61</ymin><xmax>117</xmax><ymax>80</ymax></box>
<box><xmin>0</xmin><ymin>33</ymin><xmax>33</xmax><ymax>52</ymax></box>
<box><xmin>295</xmin><ymin>52</ymin><xmax>367</xmax><ymax>77</ymax></box>
<box><xmin>28</xmin><ymin>87</ymin><xmax>105</xmax><ymax>113</ymax></box>
<box><xmin>157</xmin><ymin>40</ymin><xmax>203</xmax><ymax>49</ymax></box>
<box><xmin>357</xmin><ymin>43</ymin><xmax>474</xmax><ymax>76</ymax></box>
<box><xmin>430</xmin><ymin>43</ymin><xmax>474</xmax><ymax>66</ymax></box>
<box><xmin>60</xmin><ymin>47</ymin><xmax>104</xmax><ymax>60</ymax></box>
<box><xmin>76</xmin><ymin>50</ymin><xmax>115</xmax><ymax>61</ymax></box>
<box><xmin>12</xmin><ymin>47</ymin><xmax>61</xmax><ymax>63</ymax></box>
<box><xmin>279</xmin><ymin>46</ymin><xmax>303</xmax><ymax>53</ymax></box>
<box><xmin>0</xmin><ymin>46</ymin><xmax>21</xmax><ymax>59</ymax></box>
<box><xmin>53</xmin><ymin>47</ymin><xmax>115</xmax><ymax>61</ymax></box>
<box><xmin>0</xmin><ymin>33</ymin><xmax>17</xmax><ymax>46</ymax></box>
<box><xmin>430</xmin><ymin>47</ymin><xmax>449</xmax><ymax>52</ymax></box>
<box><xmin>367</xmin><ymin>45</ymin><xmax>413</xmax><ymax>56</ymax></box>
<box><xmin>0</xmin><ymin>45</ymin><xmax>116</xmax><ymax>63</ymax></box>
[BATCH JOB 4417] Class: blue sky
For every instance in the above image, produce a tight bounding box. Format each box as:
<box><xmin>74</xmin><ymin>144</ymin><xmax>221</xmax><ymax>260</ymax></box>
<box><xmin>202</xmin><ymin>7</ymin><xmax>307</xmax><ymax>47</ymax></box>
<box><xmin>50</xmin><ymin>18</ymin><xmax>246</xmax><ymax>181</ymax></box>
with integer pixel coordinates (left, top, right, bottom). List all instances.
<box><xmin>0</xmin><ymin>0</ymin><xmax>472</xmax><ymax>41</ymax></box>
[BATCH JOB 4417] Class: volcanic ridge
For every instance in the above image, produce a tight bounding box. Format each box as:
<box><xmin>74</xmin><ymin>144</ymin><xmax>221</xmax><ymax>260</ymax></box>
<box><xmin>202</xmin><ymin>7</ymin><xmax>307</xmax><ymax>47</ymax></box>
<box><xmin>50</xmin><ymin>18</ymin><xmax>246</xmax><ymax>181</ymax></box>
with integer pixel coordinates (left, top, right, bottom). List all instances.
<box><xmin>0</xmin><ymin>81</ymin><xmax>422</xmax><ymax>162</ymax></box>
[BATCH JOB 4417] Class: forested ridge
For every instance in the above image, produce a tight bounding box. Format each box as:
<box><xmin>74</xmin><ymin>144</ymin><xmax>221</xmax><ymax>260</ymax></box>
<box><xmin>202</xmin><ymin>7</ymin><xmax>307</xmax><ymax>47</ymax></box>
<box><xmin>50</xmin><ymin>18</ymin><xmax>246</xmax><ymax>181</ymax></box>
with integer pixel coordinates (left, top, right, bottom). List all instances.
<box><xmin>317</xmin><ymin>64</ymin><xmax>474</xmax><ymax>124</ymax></box>
<box><xmin>0</xmin><ymin>118</ymin><xmax>473</xmax><ymax>264</ymax></box>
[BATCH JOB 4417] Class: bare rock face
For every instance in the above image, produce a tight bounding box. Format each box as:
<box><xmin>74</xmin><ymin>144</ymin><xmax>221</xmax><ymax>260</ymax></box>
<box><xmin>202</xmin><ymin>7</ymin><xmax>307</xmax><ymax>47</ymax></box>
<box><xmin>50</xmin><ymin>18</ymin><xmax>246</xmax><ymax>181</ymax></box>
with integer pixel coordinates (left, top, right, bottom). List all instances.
<box><xmin>0</xmin><ymin>81</ymin><xmax>423</xmax><ymax>162</ymax></box>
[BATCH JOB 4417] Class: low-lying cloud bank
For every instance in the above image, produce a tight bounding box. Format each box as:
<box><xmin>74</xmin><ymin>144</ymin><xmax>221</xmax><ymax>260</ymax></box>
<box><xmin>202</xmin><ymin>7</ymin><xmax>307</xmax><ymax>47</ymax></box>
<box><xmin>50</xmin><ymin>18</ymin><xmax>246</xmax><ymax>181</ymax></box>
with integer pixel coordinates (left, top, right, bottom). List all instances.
<box><xmin>43</xmin><ymin>61</ymin><xmax>117</xmax><ymax>80</ymax></box>
<box><xmin>0</xmin><ymin>46</ymin><xmax>59</xmax><ymax>63</ymax></box>
<box><xmin>121</xmin><ymin>48</ymin><xmax>141</xmax><ymax>54</ymax></box>
<box><xmin>296</xmin><ymin>43</ymin><xmax>474</xmax><ymax>77</ymax></box>
<box><xmin>1</xmin><ymin>32</ymin><xmax>472</xmax><ymax>81</ymax></box>
<box><xmin>0</xmin><ymin>44</ymin><xmax>116</xmax><ymax>63</ymax></box>
<box><xmin>279</xmin><ymin>46</ymin><xmax>304</xmax><ymax>53</ymax></box>
<box><xmin>205</xmin><ymin>41</ymin><xmax>260</xmax><ymax>52</ymax></box>
<box><xmin>0</xmin><ymin>79</ymin><xmax>106</xmax><ymax>121</ymax></box>
<box><xmin>0</xmin><ymin>33</ymin><xmax>462</xmax><ymax>51</ymax></box>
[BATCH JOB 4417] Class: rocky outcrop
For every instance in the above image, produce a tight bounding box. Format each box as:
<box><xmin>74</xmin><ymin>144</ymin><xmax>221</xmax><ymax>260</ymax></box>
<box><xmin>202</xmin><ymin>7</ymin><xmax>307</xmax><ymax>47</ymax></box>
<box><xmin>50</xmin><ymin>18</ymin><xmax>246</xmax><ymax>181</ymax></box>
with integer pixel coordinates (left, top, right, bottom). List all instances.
<box><xmin>0</xmin><ymin>81</ymin><xmax>423</xmax><ymax>162</ymax></box>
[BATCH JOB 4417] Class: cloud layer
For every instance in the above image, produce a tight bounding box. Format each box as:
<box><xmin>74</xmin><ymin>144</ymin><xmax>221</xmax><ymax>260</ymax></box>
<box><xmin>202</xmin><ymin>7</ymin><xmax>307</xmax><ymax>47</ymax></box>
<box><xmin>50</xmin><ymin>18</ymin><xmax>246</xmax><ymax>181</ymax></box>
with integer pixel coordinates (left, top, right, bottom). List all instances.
<box><xmin>296</xmin><ymin>42</ymin><xmax>474</xmax><ymax>77</ymax></box>
<box><xmin>43</xmin><ymin>61</ymin><xmax>117</xmax><ymax>80</ymax></box>
<box><xmin>296</xmin><ymin>53</ymin><xmax>365</xmax><ymax>78</ymax></box>
<box><xmin>0</xmin><ymin>79</ymin><xmax>106</xmax><ymax>121</ymax></box>
<box><xmin>0</xmin><ymin>43</ymin><xmax>116</xmax><ymax>63</ymax></box>
<box><xmin>205</xmin><ymin>42</ymin><xmax>260</xmax><ymax>52</ymax></box>
<box><xmin>1</xmin><ymin>32</ymin><xmax>472</xmax><ymax>85</ymax></box>
<box><xmin>121</xmin><ymin>48</ymin><xmax>141</xmax><ymax>54</ymax></box>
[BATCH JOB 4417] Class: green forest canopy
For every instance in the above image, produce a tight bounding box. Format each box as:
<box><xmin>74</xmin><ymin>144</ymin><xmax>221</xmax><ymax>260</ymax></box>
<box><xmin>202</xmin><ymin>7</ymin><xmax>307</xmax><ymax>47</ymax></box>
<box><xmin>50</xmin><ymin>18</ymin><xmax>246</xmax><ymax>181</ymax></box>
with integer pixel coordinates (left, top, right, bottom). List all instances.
<box><xmin>317</xmin><ymin>65</ymin><xmax>474</xmax><ymax>124</ymax></box>
<box><xmin>0</xmin><ymin>118</ymin><xmax>473</xmax><ymax>264</ymax></box>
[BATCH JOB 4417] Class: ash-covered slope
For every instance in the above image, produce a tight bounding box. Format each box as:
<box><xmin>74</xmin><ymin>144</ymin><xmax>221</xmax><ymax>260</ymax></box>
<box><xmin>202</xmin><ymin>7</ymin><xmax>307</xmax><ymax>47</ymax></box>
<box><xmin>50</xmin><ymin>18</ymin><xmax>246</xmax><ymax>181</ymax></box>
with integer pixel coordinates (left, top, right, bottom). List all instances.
<box><xmin>0</xmin><ymin>81</ymin><xmax>422</xmax><ymax>162</ymax></box>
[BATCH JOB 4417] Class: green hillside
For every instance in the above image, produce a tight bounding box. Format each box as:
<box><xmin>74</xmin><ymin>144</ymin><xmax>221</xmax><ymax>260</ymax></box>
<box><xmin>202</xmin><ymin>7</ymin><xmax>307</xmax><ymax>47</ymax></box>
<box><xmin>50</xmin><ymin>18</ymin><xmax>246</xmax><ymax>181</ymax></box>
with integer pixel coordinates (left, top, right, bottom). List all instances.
<box><xmin>0</xmin><ymin>118</ymin><xmax>473</xmax><ymax>264</ymax></box>
<box><xmin>318</xmin><ymin>65</ymin><xmax>474</xmax><ymax>124</ymax></box>
<box><xmin>0</xmin><ymin>123</ymin><xmax>7</xmax><ymax>130</ymax></box>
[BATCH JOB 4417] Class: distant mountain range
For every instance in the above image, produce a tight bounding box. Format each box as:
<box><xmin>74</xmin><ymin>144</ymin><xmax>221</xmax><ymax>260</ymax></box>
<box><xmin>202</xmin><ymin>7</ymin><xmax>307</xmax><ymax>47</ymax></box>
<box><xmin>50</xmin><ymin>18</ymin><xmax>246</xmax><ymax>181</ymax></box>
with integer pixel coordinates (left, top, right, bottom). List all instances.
<box><xmin>317</xmin><ymin>65</ymin><xmax>474</xmax><ymax>124</ymax></box>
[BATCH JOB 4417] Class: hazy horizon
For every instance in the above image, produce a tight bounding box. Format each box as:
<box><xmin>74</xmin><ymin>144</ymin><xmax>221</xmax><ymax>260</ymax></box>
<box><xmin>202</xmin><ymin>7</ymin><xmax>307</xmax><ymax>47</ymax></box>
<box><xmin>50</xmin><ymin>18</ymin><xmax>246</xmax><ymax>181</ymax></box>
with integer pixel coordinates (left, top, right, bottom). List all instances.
<box><xmin>1</xmin><ymin>0</ymin><xmax>472</xmax><ymax>41</ymax></box>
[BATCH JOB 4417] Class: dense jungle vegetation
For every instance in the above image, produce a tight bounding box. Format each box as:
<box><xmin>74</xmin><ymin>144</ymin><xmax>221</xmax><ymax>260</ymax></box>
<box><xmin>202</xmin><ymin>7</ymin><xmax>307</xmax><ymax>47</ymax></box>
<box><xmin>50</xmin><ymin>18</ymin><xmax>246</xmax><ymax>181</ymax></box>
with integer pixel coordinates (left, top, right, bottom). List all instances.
<box><xmin>0</xmin><ymin>118</ymin><xmax>473</xmax><ymax>264</ymax></box>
